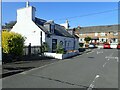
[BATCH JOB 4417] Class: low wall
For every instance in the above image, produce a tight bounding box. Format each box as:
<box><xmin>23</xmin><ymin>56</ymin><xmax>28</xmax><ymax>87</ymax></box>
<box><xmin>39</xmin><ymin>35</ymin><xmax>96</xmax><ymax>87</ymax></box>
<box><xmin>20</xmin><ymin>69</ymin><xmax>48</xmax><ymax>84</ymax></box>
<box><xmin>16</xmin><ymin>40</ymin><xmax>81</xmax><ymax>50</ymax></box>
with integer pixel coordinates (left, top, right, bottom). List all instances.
<box><xmin>44</xmin><ymin>50</ymin><xmax>79</xmax><ymax>59</ymax></box>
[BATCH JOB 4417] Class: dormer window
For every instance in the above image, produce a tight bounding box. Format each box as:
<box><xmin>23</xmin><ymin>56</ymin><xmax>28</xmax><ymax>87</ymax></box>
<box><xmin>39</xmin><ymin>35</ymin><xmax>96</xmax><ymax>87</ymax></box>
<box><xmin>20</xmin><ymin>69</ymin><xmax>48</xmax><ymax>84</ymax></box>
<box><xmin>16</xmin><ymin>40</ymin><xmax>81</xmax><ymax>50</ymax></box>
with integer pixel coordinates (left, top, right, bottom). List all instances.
<box><xmin>44</xmin><ymin>20</ymin><xmax>55</xmax><ymax>34</ymax></box>
<box><xmin>44</xmin><ymin>24</ymin><xmax>50</xmax><ymax>32</ymax></box>
<box><xmin>50</xmin><ymin>24</ymin><xmax>55</xmax><ymax>33</ymax></box>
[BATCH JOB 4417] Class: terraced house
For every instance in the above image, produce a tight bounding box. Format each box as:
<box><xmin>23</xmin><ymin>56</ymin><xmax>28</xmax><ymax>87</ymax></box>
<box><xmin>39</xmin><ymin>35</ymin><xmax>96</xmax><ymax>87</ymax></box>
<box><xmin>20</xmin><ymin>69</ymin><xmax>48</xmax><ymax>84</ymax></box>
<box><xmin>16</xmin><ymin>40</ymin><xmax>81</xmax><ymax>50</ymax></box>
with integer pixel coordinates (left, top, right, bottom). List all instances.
<box><xmin>74</xmin><ymin>24</ymin><xmax>119</xmax><ymax>44</ymax></box>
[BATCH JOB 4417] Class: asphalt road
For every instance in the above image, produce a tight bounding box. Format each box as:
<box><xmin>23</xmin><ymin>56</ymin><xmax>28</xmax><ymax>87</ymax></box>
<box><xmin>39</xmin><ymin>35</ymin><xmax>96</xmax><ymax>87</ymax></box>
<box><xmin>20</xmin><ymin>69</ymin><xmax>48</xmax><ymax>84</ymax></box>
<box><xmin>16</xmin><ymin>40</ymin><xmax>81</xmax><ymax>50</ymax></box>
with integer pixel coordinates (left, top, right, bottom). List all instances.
<box><xmin>2</xmin><ymin>49</ymin><xmax>118</xmax><ymax>89</ymax></box>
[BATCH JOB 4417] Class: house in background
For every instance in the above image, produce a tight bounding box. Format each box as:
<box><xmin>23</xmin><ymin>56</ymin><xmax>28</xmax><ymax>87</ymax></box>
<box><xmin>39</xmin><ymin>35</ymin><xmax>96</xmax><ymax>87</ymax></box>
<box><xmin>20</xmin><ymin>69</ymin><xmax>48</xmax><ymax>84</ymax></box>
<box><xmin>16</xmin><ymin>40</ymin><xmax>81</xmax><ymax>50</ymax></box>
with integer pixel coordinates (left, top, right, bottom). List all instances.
<box><xmin>73</xmin><ymin>25</ymin><xmax>119</xmax><ymax>44</ymax></box>
<box><xmin>11</xmin><ymin>2</ymin><xmax>79</xmax><ymax>53</ymax></box>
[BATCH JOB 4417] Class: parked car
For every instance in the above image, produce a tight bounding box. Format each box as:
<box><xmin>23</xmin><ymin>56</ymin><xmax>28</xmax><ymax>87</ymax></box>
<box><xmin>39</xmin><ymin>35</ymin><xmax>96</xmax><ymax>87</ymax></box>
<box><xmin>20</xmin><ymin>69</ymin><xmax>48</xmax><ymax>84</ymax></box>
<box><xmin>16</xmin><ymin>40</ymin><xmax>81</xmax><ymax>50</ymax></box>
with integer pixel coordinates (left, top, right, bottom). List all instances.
<box><xmin>110</xmin><ymin>43</ymin><xmax>118</xmax><ymax>49</ymax></box>
<box><xmin>89</xmin><ymin>43</ymin><xmax>96</xmax><ymax>49</ymax></box>
<box><xmin>117</xmin><ymin>43</ymin><xmax>120</xmax><ymax>49</ymax></box>
<box><xmin>103</xmin><ymin>43</ymin><xmax>110</xmax><ymax>49</ymax></box>
<box><xmin>98</xmin><ymin>44</ymin><xmax>104</xmax><ymax>49</ymax></box>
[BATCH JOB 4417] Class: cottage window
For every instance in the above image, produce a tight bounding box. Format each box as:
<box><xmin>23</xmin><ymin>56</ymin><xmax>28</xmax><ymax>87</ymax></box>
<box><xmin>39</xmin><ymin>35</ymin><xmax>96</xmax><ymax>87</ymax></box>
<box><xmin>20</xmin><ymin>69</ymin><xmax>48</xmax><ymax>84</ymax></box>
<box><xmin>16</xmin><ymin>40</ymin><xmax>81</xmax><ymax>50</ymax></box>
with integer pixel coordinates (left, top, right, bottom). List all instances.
<box><xmin>113</xmin><ymin>32</ymin><xmax>118</xmax><ymax>36</ymax></box>
<box><xmin>79</xmin><ymin>33</ymin><xmax>83</xmax><ymax>36</ymax></box>
<box><xmin>59</xmin><ymin>41</ymin><xmax>63</xmax><ymax>46</ymax></box>
<box><xmin>101</xmin><ymin>39</ymin><xmax>104</xmax><ymax>42</ymax></box>
<box><xmin>44</xmin><ymin>24</ymin><xmax>50</xmax><ymax>32</ymax></box>
<box><xmin>113</xmin><ymin>38</ymin><xmax>116</xmax><ymax>42</ymax></box>
<box><xmin>95</xmin><ymin>33</ymin><xmax>98</xmax><ymax>36</ymax></box>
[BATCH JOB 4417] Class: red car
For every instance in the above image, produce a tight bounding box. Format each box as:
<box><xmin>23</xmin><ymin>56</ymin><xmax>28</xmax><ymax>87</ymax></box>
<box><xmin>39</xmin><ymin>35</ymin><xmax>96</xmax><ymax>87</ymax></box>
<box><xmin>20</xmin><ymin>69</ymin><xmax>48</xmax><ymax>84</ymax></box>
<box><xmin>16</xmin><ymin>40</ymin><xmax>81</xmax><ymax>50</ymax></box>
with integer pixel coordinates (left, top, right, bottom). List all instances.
<box><xmin>104</xmin><ymin>43</ymin><xmax>110</xmax><ymax>49</ymax></box>
<box><xmin>117</xmin><ymin>44</ymin><xmax>120</xmax><ymax>49</ymax></box>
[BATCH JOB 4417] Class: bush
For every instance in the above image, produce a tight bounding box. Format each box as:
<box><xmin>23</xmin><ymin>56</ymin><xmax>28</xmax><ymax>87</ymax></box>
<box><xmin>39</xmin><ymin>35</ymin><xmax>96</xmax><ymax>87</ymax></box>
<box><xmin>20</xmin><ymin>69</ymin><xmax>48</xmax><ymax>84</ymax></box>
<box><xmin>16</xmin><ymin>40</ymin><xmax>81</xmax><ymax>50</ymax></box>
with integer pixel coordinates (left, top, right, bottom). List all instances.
<box><xmin>79</xmin><ymin>43</ymin><xmax>84</xmax><ymax>47</ymax></box>
<box><xmin>56</xmin><ymin>43</ymin><xmax>66</xmax><ymax>54</ymax></box>
<box><xmin>42</xmin><ymin>42</ymin><xmax>49</xmax><ymax>52</ymax></box>
<box><xmin>2</xmin><ymin>31</ymin><xmax>25</xmax><ymax>61</ymax></box>
<box><xmin>56</xmin><ymin>48</ymin><xmax>65</xmax><ymax>54</ymax></box>
<box><xmin>84</xmin><ymin>36</ymin><xmax>91</xmax><ymax>43</ymax></box>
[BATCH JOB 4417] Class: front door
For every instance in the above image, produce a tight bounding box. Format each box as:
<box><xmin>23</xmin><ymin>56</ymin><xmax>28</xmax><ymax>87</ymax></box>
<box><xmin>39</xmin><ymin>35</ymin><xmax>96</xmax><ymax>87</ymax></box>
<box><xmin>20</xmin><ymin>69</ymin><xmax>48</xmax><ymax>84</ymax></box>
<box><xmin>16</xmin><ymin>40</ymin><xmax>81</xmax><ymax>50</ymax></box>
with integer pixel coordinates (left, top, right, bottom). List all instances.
<box><xmin>52</xmin><ymin>39</ymin><xmax>57</xmax><ymax>53</ymax></box>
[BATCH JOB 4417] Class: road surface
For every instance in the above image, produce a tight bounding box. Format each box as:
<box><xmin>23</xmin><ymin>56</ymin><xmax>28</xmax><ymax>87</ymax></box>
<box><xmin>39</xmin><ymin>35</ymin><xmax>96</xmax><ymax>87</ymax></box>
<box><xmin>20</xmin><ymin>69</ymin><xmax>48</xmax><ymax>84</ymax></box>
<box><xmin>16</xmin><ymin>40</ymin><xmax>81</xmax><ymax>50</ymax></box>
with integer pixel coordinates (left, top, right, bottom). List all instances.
<box><xmin>2</xmin><ymin>49</ymin><xmax>118</xmax><ymax>89</ymax></box>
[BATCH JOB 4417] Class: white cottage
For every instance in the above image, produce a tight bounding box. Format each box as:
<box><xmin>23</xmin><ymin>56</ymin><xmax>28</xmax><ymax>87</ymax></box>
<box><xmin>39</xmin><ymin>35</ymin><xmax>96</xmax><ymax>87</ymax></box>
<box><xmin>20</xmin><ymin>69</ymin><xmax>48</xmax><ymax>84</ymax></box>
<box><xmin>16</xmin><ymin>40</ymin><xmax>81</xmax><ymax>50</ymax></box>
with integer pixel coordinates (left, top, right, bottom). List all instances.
<box><xmin>11</xmin><ymin>2</ymin><xmax>79</xmax><ymax>52</ymax></box>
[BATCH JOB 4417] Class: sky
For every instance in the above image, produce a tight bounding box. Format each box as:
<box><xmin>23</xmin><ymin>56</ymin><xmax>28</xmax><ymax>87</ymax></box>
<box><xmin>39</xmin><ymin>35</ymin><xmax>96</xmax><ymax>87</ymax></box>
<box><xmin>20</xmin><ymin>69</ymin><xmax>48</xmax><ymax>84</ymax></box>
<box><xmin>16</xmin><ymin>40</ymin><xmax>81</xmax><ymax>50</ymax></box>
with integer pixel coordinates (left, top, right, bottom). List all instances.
<box><xmin>2</xmin><ymin>2</ymin><xmax>118</xmax><ymax>28</ymax></box>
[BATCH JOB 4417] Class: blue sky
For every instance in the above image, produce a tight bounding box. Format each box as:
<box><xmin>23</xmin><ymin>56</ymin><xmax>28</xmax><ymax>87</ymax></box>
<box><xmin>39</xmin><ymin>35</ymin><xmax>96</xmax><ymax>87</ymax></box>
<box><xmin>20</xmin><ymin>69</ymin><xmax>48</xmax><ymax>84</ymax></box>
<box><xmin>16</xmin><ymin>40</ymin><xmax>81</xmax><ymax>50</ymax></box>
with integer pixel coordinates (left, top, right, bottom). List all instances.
<box><xmin>2</xmin><ymin>2</ymin><xmax>118</xmax><ymax>28</ymax></box>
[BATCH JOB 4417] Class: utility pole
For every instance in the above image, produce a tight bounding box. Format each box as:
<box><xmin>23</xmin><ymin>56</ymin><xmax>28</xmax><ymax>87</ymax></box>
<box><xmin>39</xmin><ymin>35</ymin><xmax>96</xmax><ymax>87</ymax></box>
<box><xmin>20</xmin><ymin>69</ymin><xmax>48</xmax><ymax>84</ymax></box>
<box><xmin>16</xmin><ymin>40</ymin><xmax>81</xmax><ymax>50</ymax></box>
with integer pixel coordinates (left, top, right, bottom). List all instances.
<box><xmin>40</xmin><ymin>31</ymin><xmax>42</xmax><ymax>55</ymax></box>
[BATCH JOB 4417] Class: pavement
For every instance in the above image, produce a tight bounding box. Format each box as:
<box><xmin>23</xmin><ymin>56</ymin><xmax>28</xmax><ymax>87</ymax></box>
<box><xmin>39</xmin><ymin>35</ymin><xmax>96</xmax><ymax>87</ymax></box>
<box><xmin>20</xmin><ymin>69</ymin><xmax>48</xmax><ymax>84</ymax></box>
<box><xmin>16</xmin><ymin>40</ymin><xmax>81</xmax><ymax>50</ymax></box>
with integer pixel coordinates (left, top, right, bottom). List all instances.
<box><xmin>2</xmin><ymin>56</ymin><xmax>59</xmax><ymax>78</ymax></box>
<box><xmin>2</xmin><ymin>49</ymin><xmax>118</xmax><ymax>89</ymax></box>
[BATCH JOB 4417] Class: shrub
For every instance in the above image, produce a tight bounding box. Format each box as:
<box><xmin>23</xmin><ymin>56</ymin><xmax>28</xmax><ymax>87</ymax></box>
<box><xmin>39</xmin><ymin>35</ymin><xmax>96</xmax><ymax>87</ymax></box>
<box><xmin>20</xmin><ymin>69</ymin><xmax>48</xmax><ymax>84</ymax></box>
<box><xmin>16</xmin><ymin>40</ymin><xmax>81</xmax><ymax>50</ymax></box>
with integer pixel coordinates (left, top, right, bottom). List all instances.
<box><xmin>2</xmin><ymin>31</ymin><xmax>25</xmax><ymax>57</ymax></box>
<box><xmin>84</xmin><ymin>36</ymin><xmax>91</xmax><ymax>43</ymax></box>
<box><xmin>41</xmin><ymin>42</ymin><xmax>50</xmax><ymax>52</ymax></box>
<box><xmin>79</xmin><ymin>43</ymin><xmax>84</xmax><ymax>47</ymax></box>
<box><xmin>56</xmin><ymin>43</ymin><xmax>65</xmax><ymax>54</ymax></box>
<box><xmin>56</xmin><ymin>48</ymin><xmax>65</xmax><ymax>54</ymax></box>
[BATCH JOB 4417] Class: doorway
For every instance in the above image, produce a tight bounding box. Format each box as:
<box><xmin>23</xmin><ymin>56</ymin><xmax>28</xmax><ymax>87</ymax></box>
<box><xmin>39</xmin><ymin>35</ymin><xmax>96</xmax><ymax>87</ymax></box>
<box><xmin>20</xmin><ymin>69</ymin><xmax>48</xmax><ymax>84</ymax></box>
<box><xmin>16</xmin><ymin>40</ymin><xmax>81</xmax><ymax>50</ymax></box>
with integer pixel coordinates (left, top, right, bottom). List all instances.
<box><xmin>52</xmin><ymin>39</ymin><xmax>57</xmax><ymax>53</ymax></box>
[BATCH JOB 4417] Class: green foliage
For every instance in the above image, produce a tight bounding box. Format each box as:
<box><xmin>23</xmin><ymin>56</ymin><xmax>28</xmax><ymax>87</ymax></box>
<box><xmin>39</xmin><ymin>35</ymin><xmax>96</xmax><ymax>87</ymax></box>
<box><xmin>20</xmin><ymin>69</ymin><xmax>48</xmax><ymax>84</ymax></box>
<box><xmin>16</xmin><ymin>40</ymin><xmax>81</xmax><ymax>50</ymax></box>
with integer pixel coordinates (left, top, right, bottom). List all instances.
<box><xmin>2</xmin><ymin>31</ymin><xmax>25</xmax><ymax>56</ymax></box>
<box><xmin>79</xmin><ymin>43</ymin><xmax>84</xmax><ymax>47</ymax></box>
<box><xmin>41</xmin><ymin>42</ymin><xmax>50</xmax><ymax>52</ymax></box>
<box><xmin>84</xmin><ymin>36</ymin><xmax>91</xmax><ymax>43</ymax></box>
<box><xmin>2</xmin><ymin>21</ymin><xmax>16</xmax><ymax>29</ymax></box>
<box><xmin>56</xmin><ymin>43</ymin><xmax>65</xmax><ymax>54</ymax></box>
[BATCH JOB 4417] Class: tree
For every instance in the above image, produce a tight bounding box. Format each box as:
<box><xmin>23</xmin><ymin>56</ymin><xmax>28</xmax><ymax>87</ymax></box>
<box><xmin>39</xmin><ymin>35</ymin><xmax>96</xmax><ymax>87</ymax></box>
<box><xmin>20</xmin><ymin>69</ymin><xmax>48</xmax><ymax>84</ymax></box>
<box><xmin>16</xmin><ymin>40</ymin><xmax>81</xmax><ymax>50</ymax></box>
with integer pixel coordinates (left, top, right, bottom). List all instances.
<box><xmin>84</xmin><ymin>36</ymin><xmax>91</xmax><ymax>43</ymax></box>
<box><xmin>2</xmin><ymin>31</ymin><xmax>25</xmax><ymax>56</ymax></box>
<box><xmin>2</xmin><ymin>21</ymin><xmax>16</xmax><ymax>30</ymax></box>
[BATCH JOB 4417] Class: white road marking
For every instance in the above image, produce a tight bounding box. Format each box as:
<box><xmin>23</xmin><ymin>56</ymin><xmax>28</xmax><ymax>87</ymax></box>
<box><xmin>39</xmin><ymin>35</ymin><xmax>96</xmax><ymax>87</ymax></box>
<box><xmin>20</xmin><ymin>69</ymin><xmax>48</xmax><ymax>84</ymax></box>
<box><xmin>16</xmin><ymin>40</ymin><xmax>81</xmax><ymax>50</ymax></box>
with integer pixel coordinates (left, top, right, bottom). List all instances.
<box><xmin>107</xmin><ymin>58</ymin><xmax>110</xmax><ymax>61</ymax></box>
<box><xmin>103</xmin><ymin>62</ymin><xmax>107</xmax><ymax>67</ymax></box>
<box><xmin>115</xmin><ymin>57</ymin><xmax>119</xmax><ymax>62</ymax></box>
<box><xmin>87</xmin><ymin>75</ymin><xmax>100</xmax><ymax>90</ymax></box>
<box><xmin>105</xmin><ymin>56</ymin><xmax>118</xmax><ymax>60</ymax></box>
<box><xmin>117</xmin><ymin>59</ymin><xmax>119</xmax><ymax>62</ymax></box>
<box><xmin>104</xmin><ymin>51</ymin><xmax>118</xmax><ymax>68</ymax></box>
<box><xmin>97</xmin><ymin>51</ymin><xmax>103</xmax><ymax>54</ymax></box>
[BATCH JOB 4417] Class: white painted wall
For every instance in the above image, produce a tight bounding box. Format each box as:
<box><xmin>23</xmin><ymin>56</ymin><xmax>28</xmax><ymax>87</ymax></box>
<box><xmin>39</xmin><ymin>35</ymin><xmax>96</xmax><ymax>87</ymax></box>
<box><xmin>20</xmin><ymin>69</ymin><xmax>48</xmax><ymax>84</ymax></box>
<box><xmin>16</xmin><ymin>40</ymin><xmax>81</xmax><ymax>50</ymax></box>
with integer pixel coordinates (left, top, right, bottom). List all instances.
<box><xmin>60</xmin><ymin>20</ymin><xmax>69</xmax><ymax>29</ymax></box>
<box><xmin>60</xmin><ymin>23</ymin><xmax>68</xmax><ymax>29</ymax></box>
<box><xmin>11</xmin><ymin>20</ymin><xmax>46</xmax><ymax>46</ymax></box>
<box><xmin>79</xmin><ymin>38</ymin><xmax>85</xmax><ymax>43</ymax></box>
<box><xmin>44</xmin><ymin>50</ymin><xmax>79</xmax><ymax>59</ymax></box>
<box><xmin>11</xmin><ymin>6</ymin><xmax>46</xmax><ymax>46</ymax></box>
<box><xmin>99</xmin><ymin>38</ymin><xmax>107</xmax><ymax>42</ymax></box>
<box><xmin>17</xmin><ymin>6</ymin><xmax>36</xmax><ymax>22</ymax></box>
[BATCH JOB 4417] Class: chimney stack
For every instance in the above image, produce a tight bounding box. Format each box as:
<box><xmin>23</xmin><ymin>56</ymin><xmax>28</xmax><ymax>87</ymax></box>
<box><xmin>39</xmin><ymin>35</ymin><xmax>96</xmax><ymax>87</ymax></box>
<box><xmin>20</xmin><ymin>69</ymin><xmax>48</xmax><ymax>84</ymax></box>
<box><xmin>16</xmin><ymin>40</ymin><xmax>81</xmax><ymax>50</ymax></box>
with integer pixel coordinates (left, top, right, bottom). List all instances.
<box><xmin>26</xmin><ymin>1</ymin><xmax>29</xmax><ymax>7</ymax></box>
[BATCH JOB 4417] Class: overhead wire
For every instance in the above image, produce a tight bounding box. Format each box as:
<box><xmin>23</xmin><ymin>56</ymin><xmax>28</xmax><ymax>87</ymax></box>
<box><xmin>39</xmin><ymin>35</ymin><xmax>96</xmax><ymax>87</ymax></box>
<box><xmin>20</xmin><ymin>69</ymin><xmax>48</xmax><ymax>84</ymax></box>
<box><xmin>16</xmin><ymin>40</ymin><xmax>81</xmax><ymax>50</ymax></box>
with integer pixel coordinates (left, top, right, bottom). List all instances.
<box><xmin>53</xmin><ymin>8</ymin><xmax>118</xmax><ymax>22</ymax></box>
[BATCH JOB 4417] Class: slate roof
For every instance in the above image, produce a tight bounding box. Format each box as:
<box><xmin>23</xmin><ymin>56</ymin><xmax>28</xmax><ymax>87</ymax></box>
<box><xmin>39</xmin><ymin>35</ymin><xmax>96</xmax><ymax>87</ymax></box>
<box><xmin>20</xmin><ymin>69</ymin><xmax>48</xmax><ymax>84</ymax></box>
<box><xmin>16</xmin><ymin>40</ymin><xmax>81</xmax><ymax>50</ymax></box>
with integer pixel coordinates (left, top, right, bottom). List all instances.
<box><xmin>35</xmin><ymin>17</ymin><xmax>47</xmax><ymax>26</ymax></box>
<box><xmin>54</xmin><ymin>24</ymin><xmax>74</xmax><ymax>38</ymax></box>
<box><xmin>75</xmin><ymin>24</ymin><xmax>118</xmax><ymax>33</ymax></box>
<box><xmin>35</xmin><ymin>23</ymin><xmax>51</xmax><ymax>34</ymax></box>
<box><xmin>34</xmin><ymin>17</ymin><xmax>74</xmax><ymax>38</ymax></box>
